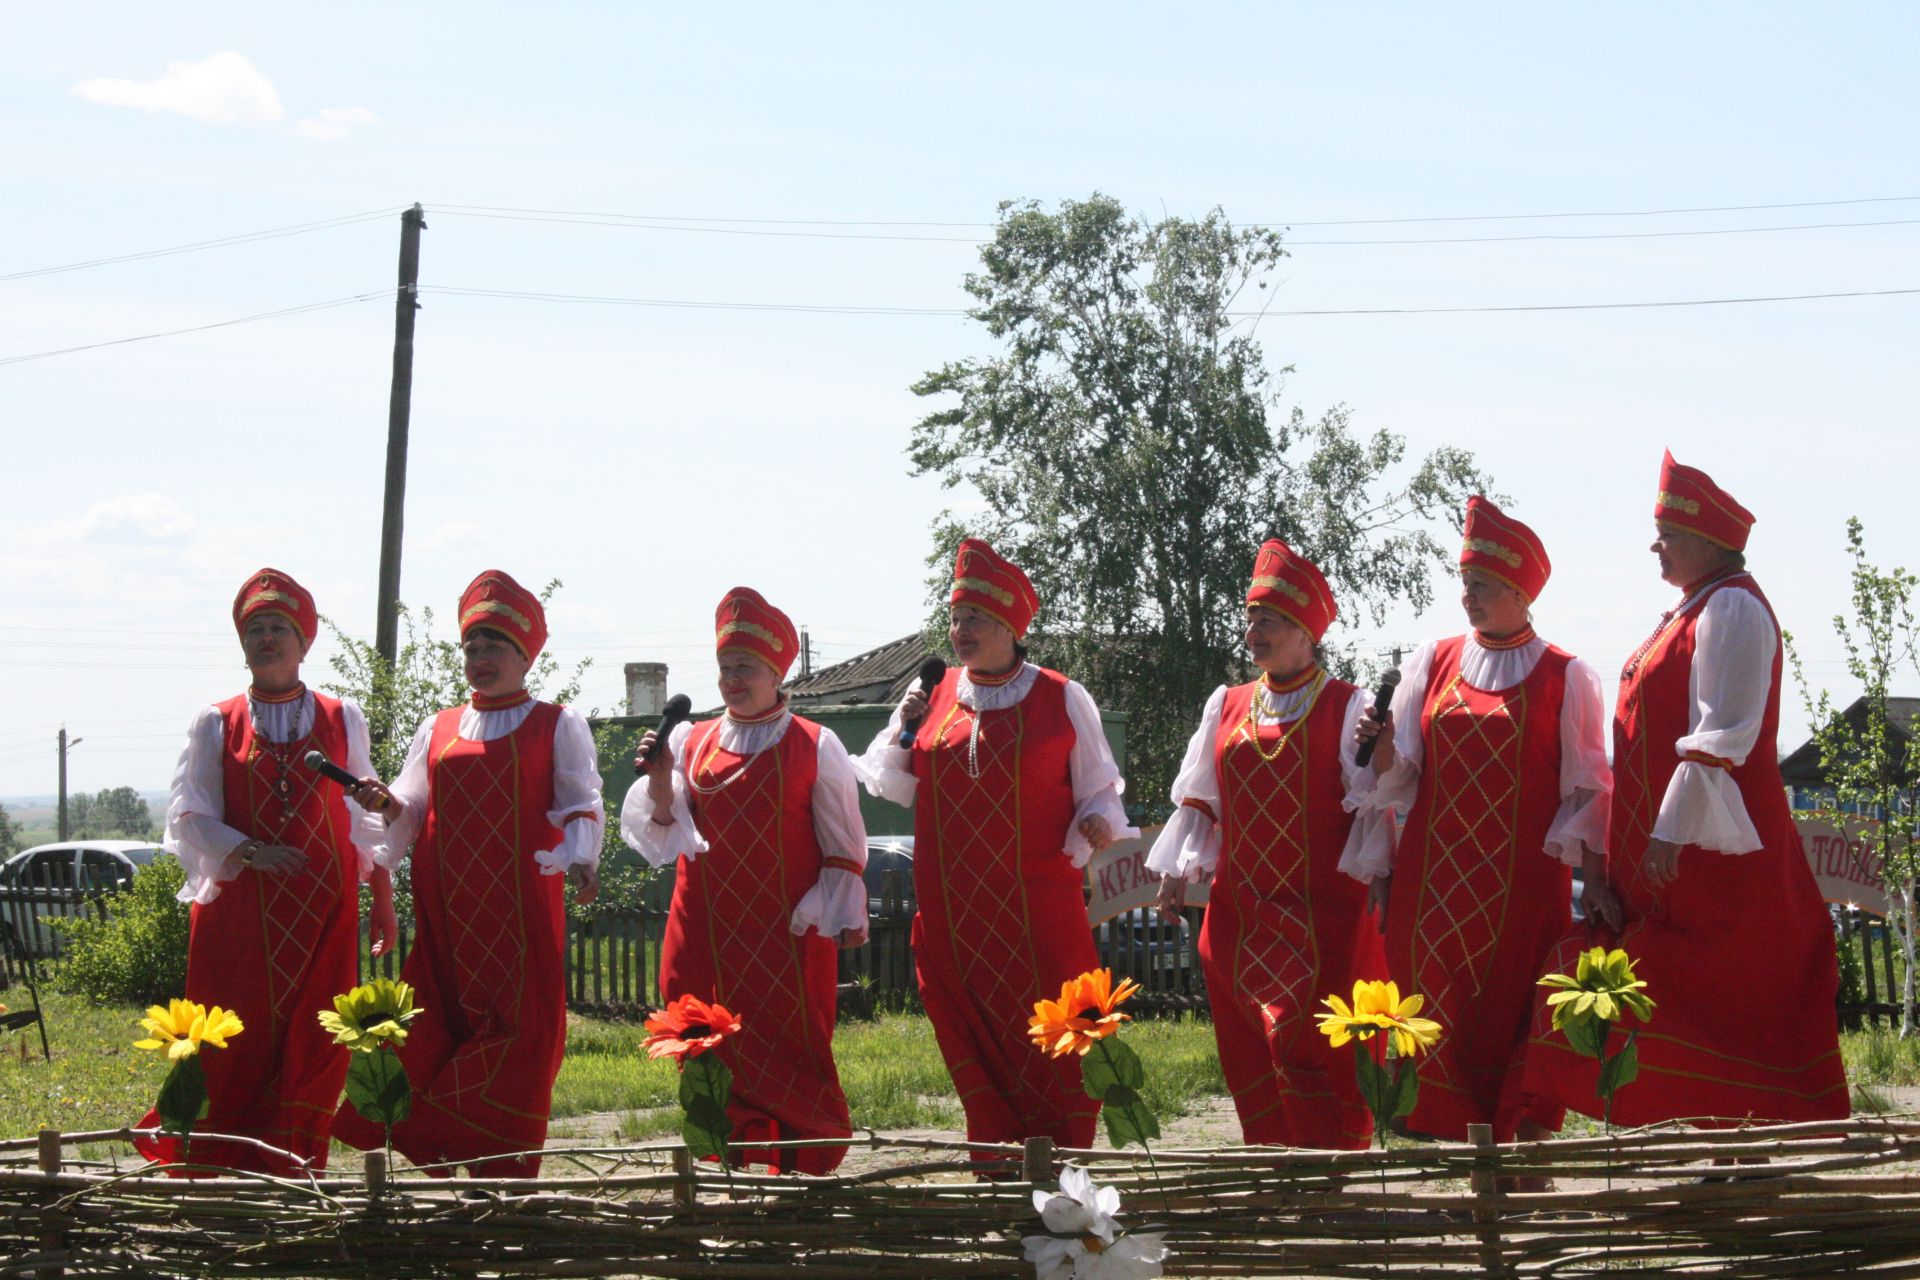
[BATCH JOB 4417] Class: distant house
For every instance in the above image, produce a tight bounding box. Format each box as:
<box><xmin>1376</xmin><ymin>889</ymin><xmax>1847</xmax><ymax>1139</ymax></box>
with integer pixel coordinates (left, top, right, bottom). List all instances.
<box><xmin>1780</xmin><ymin>695</ymin><xmax>1919</xmax><ymax>811</ymax></box>
<box><xmin>783</xmin><ymin>634</ymin><xmax>927</xmax><ymax>708</ymax></box>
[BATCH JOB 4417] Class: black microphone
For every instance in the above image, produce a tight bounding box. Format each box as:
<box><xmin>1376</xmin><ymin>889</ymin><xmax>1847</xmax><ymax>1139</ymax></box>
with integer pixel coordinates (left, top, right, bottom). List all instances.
<box><xmin>1353</xmin><ymin>669</ymin><xmax>1402</xmax><ymax>770</ymax></box>
<box><xmin>303</xmin><ymin>750</ymin><xmax>391</xmax><ymax>811</ymax></box>
<box><xmin>897</xmin><ymin>656</ymin><xmax>948</xmax><ymax>748</ymax></box>
<box><xmin>634</xmin><ymin>693</ymin><xmax>695</xmax><ymax>774</ymax></box>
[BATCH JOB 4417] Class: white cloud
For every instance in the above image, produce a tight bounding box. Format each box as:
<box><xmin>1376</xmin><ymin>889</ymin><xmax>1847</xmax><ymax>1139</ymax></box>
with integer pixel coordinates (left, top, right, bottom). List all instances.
<box><xmin>70</xmin><ymin>51</ymin><xmax>285</xmax><ymax>125</ymax></box>
<box><xmin>20</xmin><ymin>493</ymin><xmax>198</xmax><ymax>549</ymax></box>
<box><xmin>290</xmin><ymin>106</ymin><xmax>377</xmax><ymax>142</ymax></box>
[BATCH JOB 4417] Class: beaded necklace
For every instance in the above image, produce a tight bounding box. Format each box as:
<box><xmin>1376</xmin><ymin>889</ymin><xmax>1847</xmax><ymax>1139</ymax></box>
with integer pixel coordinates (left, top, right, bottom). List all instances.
<box><xmin>688</xmin><ymin>703</ymin><xmax>787</xmax><ymax>796</ymax></box>
<box><xmin>246</xmin><ymin>684</ymin><xmax>308</xmax><ymax>821</ymax></box>
<box><xmin>952</xmin><ymin>662</ymin><xmax>1024</xmax><ymax>779</ymax></box>
<box><xmin>1241</xmin><ymin>667</ymin><xmax>1326</xmax><ymax>763</ymax></box>
<box><xmin>1622</xmin><ymin>568</ymin><xmax>1746</xmax><ymax>682</ymax></box>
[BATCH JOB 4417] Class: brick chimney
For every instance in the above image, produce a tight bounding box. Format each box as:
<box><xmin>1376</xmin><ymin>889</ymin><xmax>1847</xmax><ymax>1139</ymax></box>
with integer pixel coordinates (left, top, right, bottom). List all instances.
<box><xmin>624</xmin><ymin>662</ymin><xmax>668</xmax><ymax>717</ymax></box>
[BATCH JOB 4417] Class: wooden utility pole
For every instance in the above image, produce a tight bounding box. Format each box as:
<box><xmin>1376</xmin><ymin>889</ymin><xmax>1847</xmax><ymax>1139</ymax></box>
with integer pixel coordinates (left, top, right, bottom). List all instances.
<box><xmin>374</xmin><ymin>203</ymin><xmax>427</xmax><ymax>670</ymax></box>
<box><xmin>56</xmin><ymin>727</ymin><xmax>81</xmax><ymax>840</ymax></box>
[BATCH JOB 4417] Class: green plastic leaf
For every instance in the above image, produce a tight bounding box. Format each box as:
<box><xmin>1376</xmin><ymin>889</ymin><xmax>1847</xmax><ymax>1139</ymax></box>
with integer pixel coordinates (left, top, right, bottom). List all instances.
<box><xmin>156</xmin><ymin>1056</ymin><xmax>208</xmax><ymax>1136</ymax></box>
<box><xmin>345</xmin><ymin>1047</ymin><xmax>412</xmax><ymax>1125</ymax></box>
<box><xmin>1082</xmin><ymin>1039</ymin><xmax>1145</xmax><ymax>1101</ymax></box>
<box><xmin>1598</xmin><ymin>1034</ymin><xmax>1640</xmax><ymax>1098</ymax></box>
<box><xmin>1100</xmin><ymin>1083</ymin><xmax>1162</xmax><ymax>1149</ymax></box>
<box><xmin>1391</xmin><ymin>1062</ymin><xmax>1422</xmax><ymax>1119</ymax></box>
<box><xmin>1562</xmin><ymin>1013</ymin><xmax>1611</xmax><ymax>1061</ymax></box>
<box><xmin>679</xmin><ymin>1055</ymin><xmax>733</xmax><ymax>1161</ymax></box>
<box><xmin>1354</xmin><ymin>1047</ymin><xmax>1395</xmax><ymax>1122</ymax></box>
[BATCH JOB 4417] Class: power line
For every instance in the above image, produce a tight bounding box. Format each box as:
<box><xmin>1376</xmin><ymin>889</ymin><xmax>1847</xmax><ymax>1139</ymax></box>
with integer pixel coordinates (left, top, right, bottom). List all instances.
<box><xmin>432</xmin><ymin>193</ymin><xmax>1920</xmax><ymax>230</ymax></box>
<box><xmin>0</xmin><ymin>291</ymin><xmax>388</xmax><ymax>368</ymax></box>
<box><xmin>427</xmin><ymin>282</ymin><xmax>1920</xmax><ymax>319</ymax></box>
<box><xmin>428</xmin><ymin>206</ymin><xmax>1920</xmax><ymax>247</ymax></box>
<box><xmin>0</xmin><ymin>208</ymin><xmax>405</xmax><ymax>283</ymax></box>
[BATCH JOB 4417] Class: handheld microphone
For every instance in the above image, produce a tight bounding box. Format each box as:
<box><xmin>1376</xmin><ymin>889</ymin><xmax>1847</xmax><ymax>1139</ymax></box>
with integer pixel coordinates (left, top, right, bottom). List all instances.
<box><xmin>634</xmin><ymin>693</ymin><xmax>695</xmax><ymax>774</ymax></box>
<box><xmin>1353</xmin><ymin>669</ymin><xmax>1402</xmax><ymax>770</ymax></box>
<box><xmin>897</xmin><ymin>656</ymin><xmax>948</xmax><ymax>748</ymax></box>
<box><xmin>303</xmin><ymin>750</ymin><xmax>390</xmax><ymax>811</ymax></box>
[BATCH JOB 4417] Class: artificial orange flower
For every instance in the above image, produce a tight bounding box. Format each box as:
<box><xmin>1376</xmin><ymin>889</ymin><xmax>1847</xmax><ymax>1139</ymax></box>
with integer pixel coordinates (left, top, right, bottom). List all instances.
<box><xmin>642</xmin><ymin>993</ymin><xmax>742</xmax><ymax>1063</ymax></box>
<box><xmin>1028</xmin><ymin>968</ymin><xmax>1141</xmax><ymax>1058</ymax></box>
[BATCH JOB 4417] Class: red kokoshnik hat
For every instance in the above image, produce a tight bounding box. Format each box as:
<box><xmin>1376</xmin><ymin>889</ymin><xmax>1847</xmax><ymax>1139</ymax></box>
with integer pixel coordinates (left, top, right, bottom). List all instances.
<box><xmin>1459</xmin><ymin>495</ymin><xmax>1551</xmax><ymax>602</ymax></box>
<box><xmin>714</xmin><ymin>586</ymin><xmax>799</xmax><ymax>678</ymax></box>
<box><xmin>1655</xmin><ymin>449</ymin><xmax>1755</xmax><ymax>551</ymax></box>
<box><xmin>459</xmin><ymin>569</ymin><xmax>547</xmax><ymax>661</ymax></box>
<box><xmin>232</xmin><ymin>568</ymin><xmax>317</xmax><ymax>644</ymax></box>
<box><xmin>1246</xmin><ymin>539</ymin><xmax>1337</xmax><ymax>643</ymax></box>
<box><xmin>950</xmin><ymin>538</ymin><xmax>1040</xmax><ymax>638</ymax></box>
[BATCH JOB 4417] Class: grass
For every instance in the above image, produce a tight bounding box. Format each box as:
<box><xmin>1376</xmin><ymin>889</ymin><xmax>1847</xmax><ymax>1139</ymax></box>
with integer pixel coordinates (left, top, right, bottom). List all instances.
<box><xmin>6</xmin><ymin>988</ymin><xmax>1915</xmax><ymax>1154</ymax></box>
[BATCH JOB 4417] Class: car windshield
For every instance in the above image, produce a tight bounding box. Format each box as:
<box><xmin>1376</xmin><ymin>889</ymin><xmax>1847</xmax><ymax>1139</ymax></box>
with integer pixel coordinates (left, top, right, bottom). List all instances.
<box><xmin>122</xmin><ymin>846</ymin><xmax>164</xmax><ymax>867</ymax></box>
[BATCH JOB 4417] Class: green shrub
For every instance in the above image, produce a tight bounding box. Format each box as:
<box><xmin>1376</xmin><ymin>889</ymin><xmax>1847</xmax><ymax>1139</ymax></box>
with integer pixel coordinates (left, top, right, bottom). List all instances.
<box><xmin>50</xmin><ymin>857</ymin><xmax>190</xmax><ymax>1005</ymax></box>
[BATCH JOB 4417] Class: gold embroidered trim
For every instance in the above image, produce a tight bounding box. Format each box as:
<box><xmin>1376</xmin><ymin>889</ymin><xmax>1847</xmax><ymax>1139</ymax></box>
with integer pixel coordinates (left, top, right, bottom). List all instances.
<box><xmin>717</xmin><ymin>618</ymin><xmax>786</xmax><ymax>651</ymax></box>
<box><xmin>952</xmin><ymin>575</ymin><xmax>1015</xmax><ymax>607</ymax></box>
<box><xmin>462</xmin><ymin>599</ymin><xmax>532</xmax><ymax>630</ymax></box>
<box><xmin>242</xmin><ymin>588</ymin><xmax>301</xmax><ymax>613</ymax></box>
<box><xmin>1462</xmin><ymin>536</ymin><xmax>1523</xmax><ymax>568</ymax></box>
<box><xmin>1249</xmin><ymin>574</ymin><xmax>1309</xmax><ymax>606</ymax></box>
<box><xmin>1656</xmin><ymin>490</ymin><xmax>1702</xmax><ymax>516</ymax></box>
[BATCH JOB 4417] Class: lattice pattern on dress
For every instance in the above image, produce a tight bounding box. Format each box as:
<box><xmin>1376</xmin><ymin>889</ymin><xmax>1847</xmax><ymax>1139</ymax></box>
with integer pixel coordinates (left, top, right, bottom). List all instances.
<box><xmin>930</xmin><ymin>708</ymin><xmax>1053</xmax><ymax>1107</ymax></box>
<box><xmin>1413</xmin><ymin>691</ymin><xmax>1522</xmax><ymax>1086</ymax></box>
<box><xmin>253</xmin><ymin>760</ymin><xmax>341</xmax><ymax>1032</ymax></box>
<box><xmin>1219</xmin><ymin>720</ymin><xmax>1318</xmax><ymax>1056</ymax></box>
<box><xmin>696</xmin><ymin>748</ymin><xmax>839</xmax><ymax>1125</ymax></box>
<box><xmin>431</xmin><ymin>746</ymin><xmax>527</xmax><ymax>1109</ymax></box>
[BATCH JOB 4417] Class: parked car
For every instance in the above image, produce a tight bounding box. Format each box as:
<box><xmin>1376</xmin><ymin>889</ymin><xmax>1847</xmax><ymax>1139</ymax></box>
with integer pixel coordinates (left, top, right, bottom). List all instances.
<box><xmin>0</xmin><ymin>840</ymin><xmax>165</xmax><ymax>957</ymax></box>
<box><xmin>863</xmin><ymin>837</ymin><xmax>916</xmax><ymax>917</ymax></box>
<box><xmin>1095</xmin><ymin>907</ymin><xmax>1194</xmax><ymax>976</ymax></box>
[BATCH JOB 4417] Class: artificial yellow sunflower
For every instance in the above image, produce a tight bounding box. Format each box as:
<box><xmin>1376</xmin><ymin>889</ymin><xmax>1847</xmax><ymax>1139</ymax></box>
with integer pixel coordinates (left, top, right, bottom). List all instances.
<box><xmin>134</xmin><ymin>999</ymin><xmax>244</xmax><ymax>1061</ymax></box>
<box><xmin>1317</xmin><ymin>979</ymin><xmax>1442</xmax><ymax>1058</ymax></box>
<box><xmin>1028</xmin><ymin>968</ymin><xmax>1141</xmax><ymax>1058</ymax></box>
<box><xmin>318</xmin><ymin>977</ymin><xmax>424</xmax><ymax>1051</ymax></box>
<box><xmin>1538</xmin><ymin>946</ymin><xmax>1655</xmax><ymax>1031</ymax></box>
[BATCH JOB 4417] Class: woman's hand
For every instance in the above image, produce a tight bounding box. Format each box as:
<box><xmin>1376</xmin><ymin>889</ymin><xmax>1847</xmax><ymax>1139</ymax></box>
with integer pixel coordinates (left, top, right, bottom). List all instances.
<box><xmin>898</xmin><ymin>688</ymin><xmax>930</xmax><ymax>730</ymax></box>
<box><xmin>239</xmin><ymin>841</ymin><xmax>306</xmax><ymax>876</ymax></box>
<box><xmin>369</xmin><ymin>870</ymin><xmax>399</xmax><ymax>956</ymax></box>
<box><xmin>1077</xmin><ymin>814</ymin><xmax>1114</xmax><ymax>854</ymax></box>
<box><xmin>1640</xmin><ymin>838</ymin><xmax>1682</xmax><ymax>888</ymax></box>
<box><xmin>1366</xmin><ymin>874</ymin><xmax>1391</xmax><ymax>933</ymax></box>
<box><xmin>635</xmin><ymin>731</ymin><xmax>675</xmax><ymax>815</ymax></box>
<box><xmin>1354</xmin><ymin>707</ymin><xmax>1396</xmax><ymax>775</ymax></box>
<box><xmin>347</xmin><ymin>776</ymin><xmax>395</xmax><ymax>814</ymax></box>
<box><xmin>568</xmin><ymin>862</ymin><xmax>600</xmax><ymax>906</ymax></box>
<box><xmin>1154</xmin><ymin>874</ymin><xmax>1187</xmax><ymax>924</ymax></box>
<box><xmin>1580</xmin><ymin>876</ymin><xmax>1625</xmax><ymax>932</ymax></box>
<box><xmin>836</xmin><ymin>927</ymin><xmax>867</xmax><ymax>951</ymax></box>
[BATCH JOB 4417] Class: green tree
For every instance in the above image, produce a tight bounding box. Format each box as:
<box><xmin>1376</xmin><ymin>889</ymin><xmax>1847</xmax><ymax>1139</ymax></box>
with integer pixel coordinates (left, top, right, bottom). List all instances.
<box><xmin>0</xmin><ymin>801</ymin><xmax>17</xmax><ymax>856</ymax></box>
<box><xmin>910</xmin><ymin>194</ymin><xmax>1493</xmax><ymax>804</ymax></box>
<box><xmin>92</xmin><ymin>785</ymin><xmax>154</xmax><ymax>838</ymax></box>
<box><xmin>1786</xmin><ymin>518</ymin><xmax>1920</xmax><ymax>1035</ymax></box>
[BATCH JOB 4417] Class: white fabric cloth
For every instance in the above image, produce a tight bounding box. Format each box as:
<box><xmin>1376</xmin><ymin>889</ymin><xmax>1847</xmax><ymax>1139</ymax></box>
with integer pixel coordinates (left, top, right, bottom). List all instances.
<box><xmin>854</xmin><ymin>662</ymin><xmax>1140</xmax><ymax>868</ymax></box>
<box><xmin>1144</xmin><ymin>680</ymin><xmax>1398</xmax><ymax>884</ymax></box>
<box><xmin>1348</xmin><ymin>632</ymin><xmax>1613</xmax><ymax>868</ymax></box>
<box><xmin>164</xmin><ymin>690</ymin><xmax>386</xmax><ymax>905</ymax></box>
<box><xmin>375</xmin><ymin>700</ymin><xmax>606</xmax><ymax>874</ymax></box>
<box><xmin>619</xmin><ymin>708</ymin><xmax>871</xmax><ymax>942</ymax></box>
<box><xmin>1648</xmin><ymin>581</ymin><xmax>1774</xmax><ymax>854</ymax></box>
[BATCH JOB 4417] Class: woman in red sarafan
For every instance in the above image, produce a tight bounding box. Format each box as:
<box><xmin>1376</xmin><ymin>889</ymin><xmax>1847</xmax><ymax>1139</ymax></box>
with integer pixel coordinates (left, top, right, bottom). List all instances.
<box><xmin>1353</xmin><ymin>497</ymin><xmax>1618</xmax><ymax>1145</ymax></box>
<box><xmin>332</xmin><ymin>569</ymin><xmax>605</xmax><ymax>1178</ymax></box>
<box><xmin>1147</xmin><ymin>540</ymin><xmax>1392</xmax><ymax>1148</ymax></box>
<box><xmin>1522</xmin><ymin>453</ymin><xmax>1848</xmax><ymax>1127</ymax></box>
<box><xmin>138</xmin><ymin>568</ymin><xmax>397</xmax><ymax>1176</ymax></box>
<box><xmin>858</xmin><ymin>539</ymin><xmax>1138</xmax><ymax>1176</ymax></box>
<box><xmin>623</xmin><ymin>586</ymin><xmax>867</xmax><ymax>1175</ymax></box>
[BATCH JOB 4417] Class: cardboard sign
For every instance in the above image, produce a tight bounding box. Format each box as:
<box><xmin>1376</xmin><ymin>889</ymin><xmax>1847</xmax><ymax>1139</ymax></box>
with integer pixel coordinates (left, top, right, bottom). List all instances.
<box><xmin>1796</xmin><ymin>814</ymin><xmax>1889</xmax><ymax>917</ymax></box>
<box><xmin>1084</xmin><ymin>825</ymin><xmax>1209</xmax><ymax>924</ymax></box>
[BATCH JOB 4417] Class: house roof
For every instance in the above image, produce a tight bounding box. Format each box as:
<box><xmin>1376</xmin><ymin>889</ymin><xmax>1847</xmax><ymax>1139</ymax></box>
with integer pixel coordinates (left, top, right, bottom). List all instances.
<box><xmin>782</xmin><ymin>633</ymin><xmax>928</xmax><ymax>705</ymax></box>
<box><xmin>1779</xmin><ymin>695</ymin><xmax>1920</xmax><ymax>787</ymax></box>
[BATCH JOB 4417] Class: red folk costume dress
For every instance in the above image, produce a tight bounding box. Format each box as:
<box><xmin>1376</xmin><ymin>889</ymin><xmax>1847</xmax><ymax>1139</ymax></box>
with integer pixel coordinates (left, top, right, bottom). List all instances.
<box><xmin>859</xmin><ymin>541</ymin><xmax>1138</xmax><ymax>1168</ymax></box>
<box><xmin>332</xmin><ymin>571</ymin><xmax>606</xmax><ymax>1177</ymax></box>
<box><xmin>1362</xmin><ymin>500</ymin><xmax>1612</xmax><ymax>1142</ymax></box>
<box><xmin>1524</xmin><ymin>455</ymin><xmax>1848</xmax><ymax>1126</ymax></box>
<box><xmin>1147</xmin><ymin>541</ymin><xmax>1393</xmax><ymax>1148</ymax></box>
<box><xmin>142</xmin><ymin>570</ymin><xmax>384</xmax><ymax>1175</ymax></box>
<box><xmin>622</xmin><ymin>587</ymin><xmax>868</xmax><ymax>1175</ymax></box>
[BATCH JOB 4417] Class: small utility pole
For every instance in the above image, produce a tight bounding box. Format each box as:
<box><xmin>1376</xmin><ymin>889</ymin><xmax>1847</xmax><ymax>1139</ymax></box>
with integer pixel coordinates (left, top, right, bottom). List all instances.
<box><xmin>56</xmin><ymin>727</ymin><xmax>82</xmax><ymax>840</ymax></box>
<box><xmin>374</xmin><ymin>203</ymin><xmax>427</xmax><ymax>671</ymax></box>
<box><xmin>799</xmin><ymin>625</ymin><xmax>814</xmax><ymax>679</ymax></box>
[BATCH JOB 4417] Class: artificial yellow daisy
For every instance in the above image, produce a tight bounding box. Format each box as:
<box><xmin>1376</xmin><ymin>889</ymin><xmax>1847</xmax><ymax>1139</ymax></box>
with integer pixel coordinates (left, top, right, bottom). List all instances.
<box><xmin>1317</xmin><ymin>979</ymin><xmax>1442</xmax><ymax>1058</ymax></box>
<box><xmin>134</xmin><ymin>999</ymin><xmax>244</xmax><ymax>1060</ymax></box>
<box><xmin>1538</xmin><ymin>947</ymin><xmax>1655</xmax><ymax>1031</ymax></box>
<box><xmin>1028</xmin><ymin>968</ymin><xmax>1141</xmax><ymax>1058</ymax></box>
<box><xmin>318</xmin><ymin>978</ymin><xmax>423</xmax><ymax>1051</ymax></box>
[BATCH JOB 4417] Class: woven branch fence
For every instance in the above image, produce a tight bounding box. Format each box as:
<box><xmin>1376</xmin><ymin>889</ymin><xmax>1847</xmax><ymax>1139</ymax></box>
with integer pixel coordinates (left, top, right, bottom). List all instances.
<box><xmin>6</xmin><ymin>1119</ymin><xmax>1920</xmax><ymax>1278</ymax></box>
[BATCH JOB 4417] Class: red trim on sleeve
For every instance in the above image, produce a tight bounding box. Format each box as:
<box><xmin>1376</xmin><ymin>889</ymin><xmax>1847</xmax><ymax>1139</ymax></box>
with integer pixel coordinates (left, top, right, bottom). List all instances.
<box><xmin>821</xmin><ymin>855</ymin><xmax>863</xmax><ymax>875</ymax></box>
<box><xmin>1181</xmin><ymin>797</ymin><xmax>1218</xmax><ymax>822</ymax></box>
<box><xmin>560</xmin><ymin>809</ymin><xmax>599</xmax><ymax>825</ymax></box>
<box><xmin>1680</xmin><ymin>750</ymin><xmax>1735</xmax><ymax>772</ymax></box>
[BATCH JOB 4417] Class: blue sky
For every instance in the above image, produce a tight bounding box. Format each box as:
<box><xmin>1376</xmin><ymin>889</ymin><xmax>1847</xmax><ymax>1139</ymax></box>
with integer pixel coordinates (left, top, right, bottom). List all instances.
<box><xmin>2</xmin><ymin>3</ymin><xmax>1915</xmax><ymax>797</ymax></box>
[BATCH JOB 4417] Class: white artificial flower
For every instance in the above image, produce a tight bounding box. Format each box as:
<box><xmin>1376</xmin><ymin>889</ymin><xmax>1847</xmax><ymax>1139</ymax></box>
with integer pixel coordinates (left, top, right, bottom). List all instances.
<box><xmin>1021</xmin><ymin>1164</ymin><xmax>1167</xmax><ymax>1280</ymax></box>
